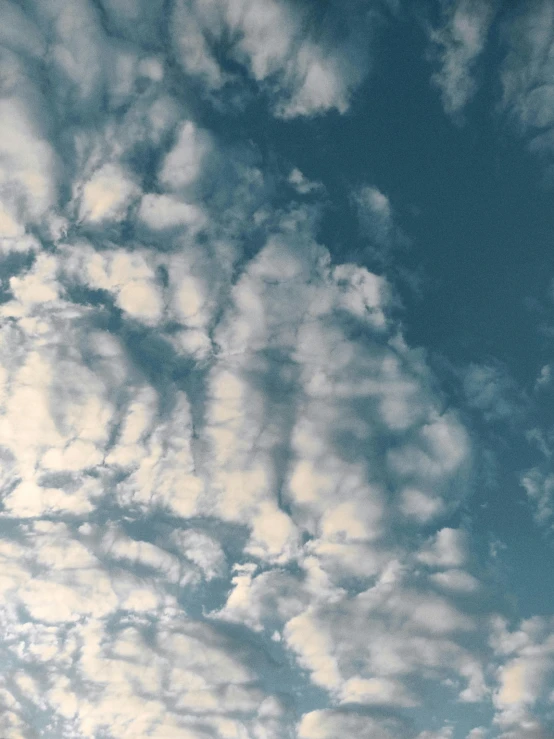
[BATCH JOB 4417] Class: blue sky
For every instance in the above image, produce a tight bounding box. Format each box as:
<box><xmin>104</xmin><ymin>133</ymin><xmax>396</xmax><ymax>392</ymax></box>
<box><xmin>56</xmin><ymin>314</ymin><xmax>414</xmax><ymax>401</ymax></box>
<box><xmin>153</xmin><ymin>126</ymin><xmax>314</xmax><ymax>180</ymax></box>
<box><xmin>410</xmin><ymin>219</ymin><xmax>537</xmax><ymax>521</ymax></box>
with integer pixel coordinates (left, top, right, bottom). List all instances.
<box><xmin>2</xmin><ymin>0</ymin><xmax>554</xmax><ymax>737</ymax></box>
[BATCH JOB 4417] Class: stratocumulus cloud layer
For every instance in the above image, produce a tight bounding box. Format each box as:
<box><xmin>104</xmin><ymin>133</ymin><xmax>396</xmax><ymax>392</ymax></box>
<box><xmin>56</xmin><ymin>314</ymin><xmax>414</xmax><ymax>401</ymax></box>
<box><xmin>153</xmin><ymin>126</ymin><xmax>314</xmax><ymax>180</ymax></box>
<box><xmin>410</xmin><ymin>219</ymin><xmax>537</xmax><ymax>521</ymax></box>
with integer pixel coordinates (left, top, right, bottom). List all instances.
<box><xmin>1</xmin><ymin>1</ymin><xmax>554</xmax><ymax>738</ymax></box>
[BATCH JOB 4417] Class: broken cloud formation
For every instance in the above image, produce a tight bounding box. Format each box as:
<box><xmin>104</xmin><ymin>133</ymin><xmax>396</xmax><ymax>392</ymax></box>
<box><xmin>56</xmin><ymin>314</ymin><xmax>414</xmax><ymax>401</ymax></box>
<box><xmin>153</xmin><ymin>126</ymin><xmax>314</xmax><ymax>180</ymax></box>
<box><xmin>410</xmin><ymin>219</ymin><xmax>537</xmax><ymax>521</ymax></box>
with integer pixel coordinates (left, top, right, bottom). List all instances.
<box><xmin>0</xmin><ymin>0</ymin><xmax>545</xmax><ymax>738</ymax></box>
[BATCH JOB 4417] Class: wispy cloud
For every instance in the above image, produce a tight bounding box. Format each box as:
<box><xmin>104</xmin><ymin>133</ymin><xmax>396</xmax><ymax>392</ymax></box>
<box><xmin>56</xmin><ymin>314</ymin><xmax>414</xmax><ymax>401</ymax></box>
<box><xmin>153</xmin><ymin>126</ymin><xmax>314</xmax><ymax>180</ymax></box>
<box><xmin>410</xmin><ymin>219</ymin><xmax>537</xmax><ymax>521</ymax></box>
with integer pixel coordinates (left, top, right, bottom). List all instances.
<box><xmin>499</xmin><ymin>0</ymin><xmax>554</xmax><ymax>165</ymax></box>
<box><xmin>462</xmin><ymin>361</ymin><xmax>526</xmax><ymax>424</ymax></box>
<box><xmin>427</xmin><ymin>0</ymin><xmax>498</xmax><ymax>118</ymax></box>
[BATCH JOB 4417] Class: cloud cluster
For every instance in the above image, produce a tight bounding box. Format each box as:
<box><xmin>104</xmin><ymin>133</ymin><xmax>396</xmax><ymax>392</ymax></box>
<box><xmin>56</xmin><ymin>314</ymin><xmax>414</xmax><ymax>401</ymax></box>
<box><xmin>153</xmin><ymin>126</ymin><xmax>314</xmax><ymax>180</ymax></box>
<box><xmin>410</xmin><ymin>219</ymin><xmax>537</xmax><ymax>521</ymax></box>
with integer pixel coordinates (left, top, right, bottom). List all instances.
<box><xmin>423</xmin><ymin>0</ymin><xmax>554</xmax><ymax>179</ymax></box>
<box><xmin>0</xmin><ymin>0</ymin><xmax>551</xmax><ymax>737</ymax></box>
<box><xmin>0</xmin><ymin>197</ymin><xmax>486</xmax><ymax>735</ymax></box>
<box><xmin>490</xmin><ymin>616</ymin><xmax>554</xmax><ymax>738</ymax></box>
<box><xmin>170</xmin><ymin>0</ymin><xmax>378</xmax><ymax>117</ymax></box>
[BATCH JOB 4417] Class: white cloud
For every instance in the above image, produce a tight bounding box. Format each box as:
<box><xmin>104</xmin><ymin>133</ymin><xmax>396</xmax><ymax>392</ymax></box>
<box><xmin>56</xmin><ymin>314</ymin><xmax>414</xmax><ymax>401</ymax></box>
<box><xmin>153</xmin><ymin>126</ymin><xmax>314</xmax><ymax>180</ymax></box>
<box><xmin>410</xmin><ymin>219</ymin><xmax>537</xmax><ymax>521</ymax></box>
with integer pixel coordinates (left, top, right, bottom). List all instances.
<box><xmin>194</xmin><ymin>215</ymin><xmax>480</xmax><ymax>714</ymax></box>
<box><xmin>0</xmin><ymin>203</ymin><xmax>25</xmax><ymax>241</ymax></box>
<box><xmin>77</xmin><ymin>163</ymin><xmax>140</xmax><ymax>224</ymax></box>
<box><xmin>213</xmin><ymin>566</ymin><xmax>306</xmax><ymax>632</ymax></box>
<box><xmin>463</xmin><ymin>362</ymin><xmax>522</xmax><ymax>422</ymax></box>
<box><xmin>0</xmin><ymin>97</ymin><xmax>58</xmax><ymax>226</ymax></box>
<box><xmin>417</xmin><ymin>527</ymin><xmax>469</xmax><ymax>568</ymax></box>
<box><xmin>280</xmin><ymin>573</ymin><xmax>481</xmax><ymax>708</ymax></box>
<box><xmin>167</xmin><ymin>254</ymin><xmax>212</xmax><ymax>329</ymax></box>
<box><xmin>159</xmin><ymin>120</ymin><xmax>212</xmax><ymax>191</ymax></box>
<box><xmin>138</xmin><ymin>193</ymin><xmax>206</xmax><ymax>232</ymax></box>
<box><xmin>297</xmin><ymin>709</ymin><xmax>405</xmax><ymax>739</ymax></box>
<box><xmin>0</xmin><ymin>507</ymin><xmax>289</xmax><ymax>737</ymax></box>
<box><xmin>428</xmin><ymin>0</ymin><xmax>497</xmax><ymax>116</ymax></box>
<box><xmin>352</xmin><ymin>185</ymin><xmax>412</xmax><ymax>269</ymax></box>
<box><xmin>171</xmin><ymin>0</ymin><xmax>225</xmax><ymax>90</ymax></box>
<box><xmin>0</xmin><ymin>2</ymin><xmax>45</xmax><ymax>58</ymax></box>
<box><xmin>170</xmin><ymin>529</ymin><xmax>226</xmax><ymax>581</ymax></box>
<box><xmin>466</xmin><ymin>729</ymin><xmax>487</xmax><ymax>739</ymax></box>
<box><xmin>354</xmin><ymin>185</ymin><xmax>393</xmax><ymax>242</ymax></box>
<box><xmin>278</xmin><ymin>44</ymin><xmax>355</xmax><ymax>118</ymax></box>
<box><xmin>0</xmin><ymin>2</ymin><xmax>518</xmax><ymax>736</ymax></box>
<box><xmin>100</xmin><ymin>526</ymin><xmax>184</xmax><ymax>584</ymax></box>
<box><xmin>171</xmin><ymin>0</ymin><xmax>375</xmax><ymax>118</ymax></box>
<box><xmin>114</xmin><ymin>390</ymin><xmax>204</xmax><ymax>518</ymax></box>
<box><xmin>521</xmin><ymin>467</ymin><xmax>554</xmax><ymax>525</ymax></box>
<box><xmin>399</xmin><ymin>487</ymin><xmax>446</xmax><ymax>523</ymax></box>
<box><xmin>499</xmin><ymin>0</ymin><xmax>554</xmax><ymax>160</ymax></box>
<box><xmin>288</xmin><ymin>168</ymin><xmax>324</xmax><ymax>195</ymax></box>
<box><xmin>431</xmin><ymin>569</ymin><xmax>480</xmax><ymax>593</ymax></box>
<box><xmin>535</xmin><ymin>364</ymin><xmax>552</xmax><ymax>390</ymax></box>
<box><xmin>64</xmin><ymin>244</ymin><xmax>165</xmax><ymax>324</ymax></box>
<box><xmin>0</xmin><ymin>298</ymin><xmax>122</xmax><ymax>519</ymax></box>
<box><xmin>9</xmin><ymin>253</ymin><xmax>60</xmax><ymax>307</ymax></box>
<box><xmin>491</xmin><ymin>616</ymin><xmax>554</xmax><ymax>736</ymax></box>
<box><xmin>340</xmin><ymin>675</ymin><xmax>416</xmax><ymax>707</ymax></box>
<box><xmin>41</xmin><ymin>0</ymin><xmax>106</xmax><ymax>106</ymax></box>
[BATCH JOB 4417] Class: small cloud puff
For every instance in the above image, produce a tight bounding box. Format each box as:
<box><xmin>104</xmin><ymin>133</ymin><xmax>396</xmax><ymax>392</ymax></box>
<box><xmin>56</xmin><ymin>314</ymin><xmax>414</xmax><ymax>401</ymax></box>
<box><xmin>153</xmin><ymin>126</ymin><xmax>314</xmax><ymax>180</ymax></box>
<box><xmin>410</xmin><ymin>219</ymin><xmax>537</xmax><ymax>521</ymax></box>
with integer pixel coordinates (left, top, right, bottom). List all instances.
<box><xmin>288</xmin><ymin>168</ymin><xmax>324</xmax><ymax>195</ymax></box>
<box><xmin>77</xmin><ymin>164</ymin><xmax>140</xmax><ymax>224</ymax></box>
<box><xmin>354</xmin><ymin>185</ymin><xmax>393</xmax><ymax>242</ymax></box>
<box><xmin>463</xmin><ymin>361</ymin><xmax>524</xmax><ymax>423</ymax></box>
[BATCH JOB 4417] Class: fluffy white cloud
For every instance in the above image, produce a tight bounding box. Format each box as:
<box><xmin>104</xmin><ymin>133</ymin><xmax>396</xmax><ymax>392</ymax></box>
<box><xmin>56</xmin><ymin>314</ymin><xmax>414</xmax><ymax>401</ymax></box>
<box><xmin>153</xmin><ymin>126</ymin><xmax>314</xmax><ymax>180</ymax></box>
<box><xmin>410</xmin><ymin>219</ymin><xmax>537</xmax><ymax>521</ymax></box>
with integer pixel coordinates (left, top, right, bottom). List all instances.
<box><xmin>282</xmin><ymin>575</ymin><xmax>481</xmax><ymax>706</ymax></box>
<box><xmin>64</xmin><ymin>244</ymin><xmax>165</xmax><ymax>324</ymax></box>
<box><xmin>417</xmin><ymin>527</ymin><xmax>469</xmax><ymax>568</ymax></box>
<box><xmin>0</xmin><ymin>298</ymin><xmax>122</xmax><ymax>519</ymax></box>
<box><xmin>76</xmin><ymin>163</ymin><xmax>140</xmax><ymax>224</ymax></box>
<box><xmin>138</xmin><ymin>193</ymin><xmax>206</xmax><ymax>232</ymax></box>
<box><xmin>159</xmin><ymin>120</ymin><xmax>212</xmax><ymax>191</ymax></box>
<box><xmin>191</xmin><ymin>214</ymin><xmax>483</xmax><ymax>717</ymax></box>
<box><xmin>491</xmin><ymin>616</ymin><xmax>554</xmax><ymax>737</ymax></box>
<box><xmin>113</xmin><ymin>390</ymin><xmax>204</xmax><ymax>518</ymax></box>
<box><xmin>0</xmin><ymin>1</ymin><xmax>523</xmax><ymax>737</ymax></box>
<box><xmin>171</xmin><ymin>0</ymin><xmax>375</xmax><ymax>117</ymax></box>
<box><xmin>0</xmin><ymin>95</ymin><xmax>58</xmax><ymax>232</ymax></box>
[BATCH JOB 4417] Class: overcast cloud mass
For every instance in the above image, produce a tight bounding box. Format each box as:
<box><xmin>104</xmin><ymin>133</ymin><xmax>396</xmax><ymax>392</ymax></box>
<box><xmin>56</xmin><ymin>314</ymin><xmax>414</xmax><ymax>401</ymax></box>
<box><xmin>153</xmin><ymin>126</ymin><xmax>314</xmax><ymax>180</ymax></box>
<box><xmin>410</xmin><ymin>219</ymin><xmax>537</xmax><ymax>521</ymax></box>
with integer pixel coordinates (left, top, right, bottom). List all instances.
<box><xmin>1</xmin><ymin>0</ymin><xmax>554</xmax><ymax>737</ymax></box>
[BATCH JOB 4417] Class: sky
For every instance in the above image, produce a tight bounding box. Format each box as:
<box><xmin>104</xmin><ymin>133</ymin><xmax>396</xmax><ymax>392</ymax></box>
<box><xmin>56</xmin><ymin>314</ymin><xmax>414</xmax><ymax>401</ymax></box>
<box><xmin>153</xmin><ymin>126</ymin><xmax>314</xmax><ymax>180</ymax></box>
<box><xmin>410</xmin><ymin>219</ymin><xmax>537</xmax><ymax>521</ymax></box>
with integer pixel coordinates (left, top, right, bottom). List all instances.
<box><xmin>3</xmin><ymin>0</ymin><xmax>554</xmax><ymax>737</ymax></box>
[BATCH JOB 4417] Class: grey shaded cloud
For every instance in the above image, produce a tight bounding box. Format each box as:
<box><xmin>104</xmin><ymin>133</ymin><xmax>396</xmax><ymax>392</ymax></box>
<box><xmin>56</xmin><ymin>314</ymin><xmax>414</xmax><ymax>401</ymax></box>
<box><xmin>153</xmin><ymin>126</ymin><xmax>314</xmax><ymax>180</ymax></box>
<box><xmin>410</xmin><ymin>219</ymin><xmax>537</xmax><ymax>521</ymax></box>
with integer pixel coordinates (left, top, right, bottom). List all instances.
<box><xmin>427</xmin><ymin>0</ymin><xmax>498</xmax><ymax>118</ymax></box>
<box><xmin>462</xmin><ymin>361</ymin><xmax>526</xmax><ymax>424</ymax></box>
<box><xmin>499</xmin><ymin>0</ymin><xmax>554</xmax><ymax>166</ymax></box>
<box><xmin>170</xmin><ymin>0</ymin><xmax>380</xmax><ymax>117</ymax></box>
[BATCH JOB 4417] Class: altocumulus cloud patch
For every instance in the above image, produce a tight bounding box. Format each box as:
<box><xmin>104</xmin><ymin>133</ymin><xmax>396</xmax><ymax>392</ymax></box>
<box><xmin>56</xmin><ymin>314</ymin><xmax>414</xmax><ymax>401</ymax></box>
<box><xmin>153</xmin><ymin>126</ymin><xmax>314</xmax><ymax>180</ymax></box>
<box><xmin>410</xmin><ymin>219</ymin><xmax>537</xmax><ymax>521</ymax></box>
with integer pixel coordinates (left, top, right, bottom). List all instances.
<box><xmin>0</xmin><ymin>1</ymin><xmax>554</xmax><ymax>738</ymax></box>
